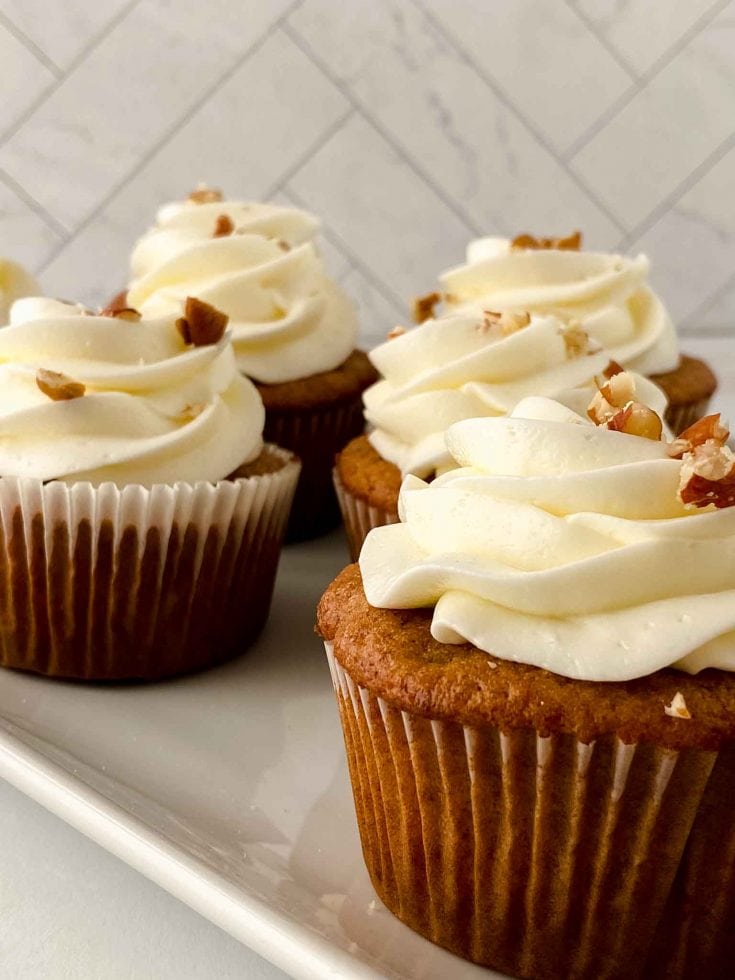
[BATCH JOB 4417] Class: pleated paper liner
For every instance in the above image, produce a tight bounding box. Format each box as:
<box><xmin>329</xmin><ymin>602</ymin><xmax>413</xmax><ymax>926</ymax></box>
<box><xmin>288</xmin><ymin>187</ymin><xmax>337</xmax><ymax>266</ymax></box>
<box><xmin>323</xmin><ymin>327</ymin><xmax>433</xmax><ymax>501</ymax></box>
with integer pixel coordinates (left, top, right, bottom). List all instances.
<box><xmin>0</xmin><ymin>445</ymin><xmax>299</xmax><ymax>681</ymax></box>
<box><xmin>664</xmin><ymin>397</ymin><xmax>714</xmax><ymax>437</ymax></box>
<box><xmin>263</xmin><ymin>396</ymin><xmax>367</xmax><ymax>543</ymax></box>
<box><xmin>325</xmin><ymin>644</ymin><xmax>735</xmax><ymax>980</ymax></box>
<box><xmin>332</xmin><ymin>468</ymin><xmax>399</xmax><ymax>562</ymax></box>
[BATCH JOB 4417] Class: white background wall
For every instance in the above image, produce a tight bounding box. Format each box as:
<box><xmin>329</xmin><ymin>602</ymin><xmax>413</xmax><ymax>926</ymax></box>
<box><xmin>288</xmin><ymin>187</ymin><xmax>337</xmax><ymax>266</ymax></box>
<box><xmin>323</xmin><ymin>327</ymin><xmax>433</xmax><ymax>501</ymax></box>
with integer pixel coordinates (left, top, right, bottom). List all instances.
<box><xmin>0</xmin><ymin>0</ymin><xmax>732</xmax><ymax>349</ymax></box>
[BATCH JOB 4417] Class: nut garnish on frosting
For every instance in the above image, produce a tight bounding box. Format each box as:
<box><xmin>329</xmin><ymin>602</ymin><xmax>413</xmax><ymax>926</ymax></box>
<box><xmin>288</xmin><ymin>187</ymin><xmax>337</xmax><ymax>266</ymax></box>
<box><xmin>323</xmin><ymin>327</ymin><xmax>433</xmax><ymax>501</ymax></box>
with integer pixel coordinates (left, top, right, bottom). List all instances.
<box><xmin>99</xmin><ymin>305</ymin><xmax>141</xmax><ymax>322</ymax></box>
<box><xmin>671</xmin><ymin>415</ymin><xmax>735</xmax><ymax>510</ymax></box>
<box><xmin>36</xmin><ymin>368</ymin><xmax>86</xmax><ymax>401</ymax></box>
<box><xmin>511</xmin><ymin>230</ymin><xmax>582</xmax><ymax>251</ymax></box>
<box><xmin>188</xmin><ymin>185</ymin><xmax>223</xmax><ymax>204</ymax></box>
<box><xmin>587</xmin><ymin>370</ymin><xmax>663</xmax><ymax>441</ymax></box>
<box><xmin>176</xmin><ymin>297</ymin><xmax>229</xmax><ymax>347</ymax></box>
<box><xmin>412</xmin><ymin>291</ymin><xmax>441</xmax><ymax>324</ymax></box>
<box><xmin>213</xmin><ymin>214</ymin><xmax>235</xmax><ymax>238</ymax></box>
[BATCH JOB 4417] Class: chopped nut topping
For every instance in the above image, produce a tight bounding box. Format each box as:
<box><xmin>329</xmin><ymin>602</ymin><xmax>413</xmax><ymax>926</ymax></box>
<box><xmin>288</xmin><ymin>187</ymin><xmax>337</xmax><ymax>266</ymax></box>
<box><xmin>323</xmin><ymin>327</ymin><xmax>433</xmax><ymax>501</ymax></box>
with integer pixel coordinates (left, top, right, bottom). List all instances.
<box><xmin>99</xmin><ymin>305</ymin><xmax>141</xmax><ymax>322</ymax></box>
<box><xmin>276</xmin><ymin>239</ymin><xmax>291</xmax><ymax>251</ymax></box>
<box><xmin>499</xmin><ymin>310</ymin><xmax>531</xmax><ymax>335</ymax></box>
<box><xmin>188</xmin><ymin>186</ymin><xmax>223</xmax><ymax>204</ymax></box>
<box><xmin>678</xmin><ymin>442</ymin><xmax>735</xmax><ymax>509</ymax></box>
<box><xmin>561</xmin><ymin>321</ymin><xmax>590</xmax><ymax>357</ymax></box>
<box><xmin>511</xmin><ymin>230</ymin><xmax>582</xmax><ymax>251</ymax></box>
<box><xmin>412</xmin><ymin>291</ymin><xmax>441</xmax><ymax>324</ymax></box>
<box><xmin>36</xmin><ymin>369</ymin><xmax>86</xmax><ymax>401</ymax></box>
<box><xmin>602</xmin><ymin>359</ymin><xmax>625</xmax><ymax>379</ymax></box>
<box><xmin>386</xmin><ymin>325</ymin><xmax>406</xmax><ymax>340</ymax></box>
<box><xmin>587</xmin><ymin>370</ymin><xmax>663</xmax><ymax>440</ymax></box>
<box><xmin>176</xmin><ymin>297</ymin><xmax>229</xmax><ymax>346</ymax></box>
<box><xmin>213</xmin><ymin>214</ymin><xmax>234</xmax><ymax>237</ymax></box>
<box><xmin>664</xmin><ymin>692</ymin><xmax>691</xmax><ymax>719</ymax></box>
<box><xmin>669</xmin><ymin>413</ymin><xmax>730</xmax><ymax>460</ymax></box>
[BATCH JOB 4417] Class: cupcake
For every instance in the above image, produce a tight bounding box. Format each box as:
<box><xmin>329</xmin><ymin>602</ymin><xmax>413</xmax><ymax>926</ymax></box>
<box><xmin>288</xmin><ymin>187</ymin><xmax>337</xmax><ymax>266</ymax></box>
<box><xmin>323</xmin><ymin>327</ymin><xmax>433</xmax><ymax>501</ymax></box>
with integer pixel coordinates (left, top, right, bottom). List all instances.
<box><xmin>318</xmin><ymin>388</ymin><xmax>735</xmax><ymax>979</ymax></box>
<box><xmin>334</xmin><ymin>308</ymin><xmax>668</xmax><ymax>560</ymax></box>
<box><xmin>0</xmin><ymin>296</ymin><xmax>299</xmax><ymax>680</ymax></box>
<box><xmin>0</xmin><ymin>257</ymin><xmax>38</xmax><ymax>322</ymax></box>
<box><xmin>440</xmin><ymin>231</ymin><xmax>716</xmax><ymax>433</ymax></box>
<box><xmin>124</xmin><ymin>188</ymin><xmax>376</xmax><ymax>541</ymax></box>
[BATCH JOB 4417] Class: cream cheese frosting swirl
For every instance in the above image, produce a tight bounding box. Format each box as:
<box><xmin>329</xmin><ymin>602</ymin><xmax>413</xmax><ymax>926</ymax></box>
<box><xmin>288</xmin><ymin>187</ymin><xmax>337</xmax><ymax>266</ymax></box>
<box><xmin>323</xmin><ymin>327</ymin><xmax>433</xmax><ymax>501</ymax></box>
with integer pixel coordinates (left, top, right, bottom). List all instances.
<box><xmin>360</xmin><ymin>397</ymin><xmax>735</xmax><ymax>681</ymax></box>
<box><xmin>0</xmin><ymin>297</ymin><xmax>263</xmax><ymax>486</ymax></box>
<box><xmin>365</xmin><ymin>310</ymin><xmax>668</xmax><ymax>477</ymax></box>
<box><xmin>441</xmin><ymin>237</ymin><xmax>679</xmax><ymax>376</ymax></box>
<box><xmin>127</xmin><ymin>198</ymin><xmax>357</xmax><ymax>384</ymax></box>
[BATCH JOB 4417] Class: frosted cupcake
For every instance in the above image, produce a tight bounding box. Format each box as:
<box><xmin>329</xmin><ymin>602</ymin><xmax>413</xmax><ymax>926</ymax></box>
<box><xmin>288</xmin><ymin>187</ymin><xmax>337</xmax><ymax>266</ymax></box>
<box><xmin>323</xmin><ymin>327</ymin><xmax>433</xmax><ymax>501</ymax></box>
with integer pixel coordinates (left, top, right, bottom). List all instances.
<box><xmin>0</xmin><ymin>297</ymin><xmax>299</xmax><ymax>680</ymax></box>
<box><xmin>319</xmin><ymin>388</ymin><xmax>735</xmax><ymax>978</ymax></box>
<box><xmin>124</xmin><ymin>189</ymin><xmax>376</xmax><ymax>540</ymax></box>
<box><xmin>334</xmin><ymin>308</ymin><xmax>668</xmax><ymax>559</ymax></box>
<box><xmin>439</xmin><ymin>231</ymin><xmax>716</xmax><ymax>432</ymax></box>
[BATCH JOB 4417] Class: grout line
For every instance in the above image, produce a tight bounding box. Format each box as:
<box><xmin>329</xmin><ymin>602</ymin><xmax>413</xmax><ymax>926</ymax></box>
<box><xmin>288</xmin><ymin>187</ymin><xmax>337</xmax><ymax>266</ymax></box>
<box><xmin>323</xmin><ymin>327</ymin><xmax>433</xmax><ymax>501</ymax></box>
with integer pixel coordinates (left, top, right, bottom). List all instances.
<box><xmin>0</xmin><ymin>0</ymin><xmax>141</xmax><ymax>149</ymax></box>
<box><xmin>285</xmin><ymin>183</ymin><xmax>407</xmax><ymax>314</ymax></box>
<box><xmin>408</xmin><ymin>0</ymin><xmax>628</xmax><ymax>237</ymax></box>
<box><xmin>281</xmin><ymin>19</ymin><xmax>482</xmax><ymax>237</ymax></box>
<box><xmin>562</xmin><ymin>0</ymin><xmax>731</xmax><ymax>162</ymax></box>
<box><xmin>565</xmin><ymin>0</ymin><xmax>640</xmax><ymax>82</ymax></box>
<box><xmin>617</xmin><ymin>129</ymin><xmax>735</xmax><ymax>250</ymax></box>
<box><xmin>681</xmin><ymin>268</ymin><xmax>735</xmax><ymax>331</ymax></box>
<box><xmin>0</xmin><ymin>165</ymin><xmax>68</xmax><ymax>239</ymax></box>
<box><xmin>36</xmin><ymin>2</ymin><xmax>303</xmax><ymax>274</ymax></box>
<box><xmin>265</xmin><ymin>105</ymin><xmax>355</xmax><ymax>200</ymax></box>
<box><xmin>0</xmin><ymin>9</ymin><xmax>62</xmax><ymax>76</ymax></box>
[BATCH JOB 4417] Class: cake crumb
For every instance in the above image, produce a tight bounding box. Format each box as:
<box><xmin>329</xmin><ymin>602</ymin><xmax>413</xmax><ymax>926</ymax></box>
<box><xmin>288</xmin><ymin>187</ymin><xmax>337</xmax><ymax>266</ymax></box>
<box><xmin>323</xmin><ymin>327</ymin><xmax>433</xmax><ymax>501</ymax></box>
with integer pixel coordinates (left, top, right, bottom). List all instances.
<box><xmin>664</xmin><ymin>692</ymin><xmax>691</xmax><ymax>720</ymax></box>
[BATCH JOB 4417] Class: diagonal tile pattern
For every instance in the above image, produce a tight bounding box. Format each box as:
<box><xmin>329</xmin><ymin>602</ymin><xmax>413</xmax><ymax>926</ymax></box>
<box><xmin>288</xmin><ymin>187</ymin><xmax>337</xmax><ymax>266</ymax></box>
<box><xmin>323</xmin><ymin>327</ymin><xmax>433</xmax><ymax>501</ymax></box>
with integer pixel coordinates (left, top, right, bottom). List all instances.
<box><xmin>0</xmin><ymin>0</ymin><xmax>732</xmax><ymax>348</ymax></box>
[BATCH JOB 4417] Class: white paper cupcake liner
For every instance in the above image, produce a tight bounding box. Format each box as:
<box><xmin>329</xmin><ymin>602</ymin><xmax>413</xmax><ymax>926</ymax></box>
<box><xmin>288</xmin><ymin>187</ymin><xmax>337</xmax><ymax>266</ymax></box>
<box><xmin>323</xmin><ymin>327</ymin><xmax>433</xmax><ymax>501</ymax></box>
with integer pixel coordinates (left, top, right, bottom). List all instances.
<box><xmin>0</xmin><ymin>445</ymin><xmax>299</xmax><ymax>680</ymax></box>
<box><xmin>325</xmin><ymin>643</ymin><xmax>735</xmax><ymax>979</ymax></box>
<box><xmin>332</xmin><ymin>468</ymin><xmax>399</xmax><ymax>562</ymax></box>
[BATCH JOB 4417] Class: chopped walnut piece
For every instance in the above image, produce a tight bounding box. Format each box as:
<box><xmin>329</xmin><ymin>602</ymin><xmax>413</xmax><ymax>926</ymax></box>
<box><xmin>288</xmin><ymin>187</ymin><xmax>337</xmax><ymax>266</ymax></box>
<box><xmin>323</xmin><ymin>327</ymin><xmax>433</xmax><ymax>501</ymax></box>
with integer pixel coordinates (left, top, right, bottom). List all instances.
<box><xmin>587</xmin><ymin>370</ymin><xmax>663</xmax><ymax>440</ymax></box>
<box><xmin>386</xmin><ymin>325</ymin><xmax>406</xmax><ymax>340</ymax></box>
<box><xmin>36</xmin><ymin>369</ymin><xmax>86</xmax><ymax>401</ymax></box>
<box><xmin>188</xmin><ymin>186</ymin><xmax>223</xmax><ymax>204</ymax></box>
<box><xmin>664</xmin><ymin>692</ymin><xmax>691</xmax><ymax>720</ymax></box>
<box><xmin>176</xmin><ymin>297</ymin><xmax>229</xmax><ymax>346</ymax></box>
<box><xmin>669</xmin><ymin>413</ymin><xmax>730</xmax><ymax>460</ymax></box>
<box><xmin>213</xmin><ymin>214</ymin><xmax>234</xmax><ymax>238</ymax></box>
<box><xmin>511</xmin><ymin>230</ymin><xmax>582</xmax><ymax>251</ymax></box>
<box><xmin>561</xmin><ymin>321</ymin><xmax>590</xmax><ymax>357</ymax></box>
<box><xmin>603</xmin><ymin>359</ymin><xmax>625</xmax><ymax>379</ymax></box>
<box><xmin>99</xmin><ymin>305</ymin><xmax>141</xmax><ymax>322</ymax></box>
<box><xmin>412</xmin><ymin>291</ymin><xmax>441</xmax><ymax>324</ymax></box>
<box><xmin>179</xmin><ymin>402</ymin><xmax>205</xmax><ymax>422</ymax></box>
<box><xmin>678</xmin><ymin>442</ymin><xmax>735</xmax><ymax>509</ymax></box>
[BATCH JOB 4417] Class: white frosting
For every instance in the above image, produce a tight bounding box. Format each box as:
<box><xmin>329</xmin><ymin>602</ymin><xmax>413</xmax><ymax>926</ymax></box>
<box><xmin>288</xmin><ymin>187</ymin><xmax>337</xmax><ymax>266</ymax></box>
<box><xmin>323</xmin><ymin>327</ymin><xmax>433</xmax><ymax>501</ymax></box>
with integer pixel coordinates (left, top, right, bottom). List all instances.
<box><xmin>365</xmin><ymin>310</ymin><xmax>668</xmax><ymax>477</ymax></box>
<box><xmin>0</xmin><ymin>259</ymin><xmax>38</xmax><ymax>323</ymax></box>
<box><xmin>127</xmin><ymin>199</ymin><xmax>357</xmax><ymax>383</ymax></box>
<box><xmin>0</xmin><ymin>297</ymin><xmax>264</xmax><ymax>487</ymax></box>
<box><xmin>442</xmin><ymin>238</ymin><xmax>679</xmax><ymax>375</ymax></box>
<box><xmin>360</xmin><ymin>397</ymin><xmax>735</xmax><ymax>681</ymax></box>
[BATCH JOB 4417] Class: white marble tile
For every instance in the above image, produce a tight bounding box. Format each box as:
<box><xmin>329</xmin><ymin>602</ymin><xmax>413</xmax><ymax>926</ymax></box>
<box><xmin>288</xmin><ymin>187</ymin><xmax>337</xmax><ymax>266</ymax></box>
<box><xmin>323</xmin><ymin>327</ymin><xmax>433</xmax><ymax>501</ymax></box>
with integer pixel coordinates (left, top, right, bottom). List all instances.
<box><xmin>0</xmin><ymin>21</ymin><xmax>55</xmax><ymax>138</ymax></box>
<box><xmin>289</xmin><ymin>0</ymin><xmax>621</xmax><ymax>245</ymax></box>
<box><xmin>573</xmin><ymin>0</ymin><xmax>721</xmax><ymax>75</ymax></box>
<box><xmin>0</xmin><ymin>0</ymin><xmax>130</xmax><ymax>70</ymax></box>
<box><xmin>628</xmin><ymin>144</ymin><xmax>735</xmax><ymax>328</ymax></box>
<box><xmin>287</xmin><ymin>114</ymin><xmax>473</xmax><ymax>303</ymax></box>
<box><xmin>40</xmin><ymin>28</ymin><xmax>349</xmax><ymax>303</ymax></box>
<box><xmin>0</xmin><ymin>179</ymin><xmax>63</xmax><ymax>271</ymax></box>
<box><xmin>421</xmin><ymin>0</ymin><xmax>631</xmax><ymax>153</ymax></box>
<box><xmin>685</xmin><ymin>278</ymin><xmax>735</xmax><ymax>334</ymax></box>
<box><xmin>570</xmin><ymin>3</ymin><xmax>735</xmax><ymax>230</ymax></box>
<box><xmin>339</xmin><ymin>266</ymin><xmax>405</xmax><ymax>350</ymax></box>
<box><xmin>0</xmin><ymin>0</ymin><xmax>294</xmax><ymax>231</ymax></box>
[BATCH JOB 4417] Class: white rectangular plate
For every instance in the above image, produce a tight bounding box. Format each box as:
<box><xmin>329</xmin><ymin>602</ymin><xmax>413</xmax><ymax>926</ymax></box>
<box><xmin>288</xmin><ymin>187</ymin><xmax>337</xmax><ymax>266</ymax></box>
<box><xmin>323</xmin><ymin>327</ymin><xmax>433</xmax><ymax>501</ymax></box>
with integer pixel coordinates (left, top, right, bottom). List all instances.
<box><xmin>0</xmin><ymin>338</ymin><xmax>731</xmax><ymax>980</ymax></box>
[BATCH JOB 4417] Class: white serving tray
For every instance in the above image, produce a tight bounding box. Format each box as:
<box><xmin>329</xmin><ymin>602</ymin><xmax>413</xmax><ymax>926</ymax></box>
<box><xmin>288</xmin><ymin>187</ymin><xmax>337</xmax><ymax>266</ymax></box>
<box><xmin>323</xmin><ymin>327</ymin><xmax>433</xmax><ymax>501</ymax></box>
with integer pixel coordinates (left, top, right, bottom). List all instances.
<box><xmin>0</xmin><ymin>337</ymin><xmax>731</xmax><ymax>980</ymax></box>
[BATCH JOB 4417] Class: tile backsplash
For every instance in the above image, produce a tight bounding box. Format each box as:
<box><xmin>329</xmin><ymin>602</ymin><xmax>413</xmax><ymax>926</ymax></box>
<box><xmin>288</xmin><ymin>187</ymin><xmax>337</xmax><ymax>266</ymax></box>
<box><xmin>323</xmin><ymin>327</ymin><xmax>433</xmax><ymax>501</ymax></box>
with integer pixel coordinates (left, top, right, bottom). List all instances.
<box><xmin>0</xmin><ymin>0</ymin><xmax>732</xmax><ymax>347</ymax></box>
